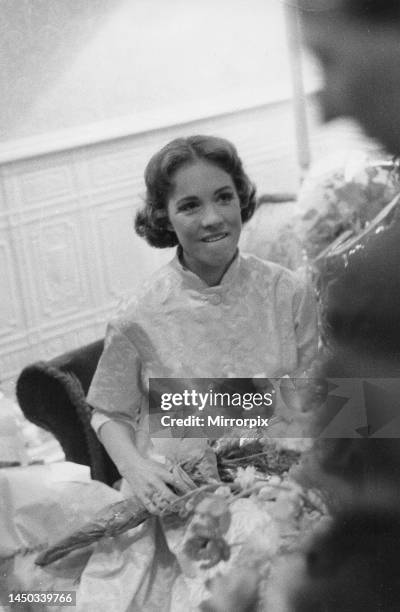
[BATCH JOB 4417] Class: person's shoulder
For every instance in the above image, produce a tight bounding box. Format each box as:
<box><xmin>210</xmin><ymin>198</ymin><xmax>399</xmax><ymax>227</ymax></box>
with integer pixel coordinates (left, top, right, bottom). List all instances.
<box><xmin>240</xmin><ymin>253</ymin><xmax>308</xmax><ymax>304</ymax></box>
<box><xmin>240</xmin><ymin>252</ymin><xmax>302</xmax><ymax>287</ymax></box>
<box><xmin>110</xmin><ymin>258</ymin><xmax>177</xmax><ymax>329</ymax></box>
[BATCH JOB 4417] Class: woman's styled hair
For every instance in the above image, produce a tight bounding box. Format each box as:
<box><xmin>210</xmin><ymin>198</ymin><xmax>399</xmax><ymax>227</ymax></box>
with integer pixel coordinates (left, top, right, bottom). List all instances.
<box><xmin>135</xmin><ymin>135</ymin><xmax>257</xmax><ymax>248</ymax></box>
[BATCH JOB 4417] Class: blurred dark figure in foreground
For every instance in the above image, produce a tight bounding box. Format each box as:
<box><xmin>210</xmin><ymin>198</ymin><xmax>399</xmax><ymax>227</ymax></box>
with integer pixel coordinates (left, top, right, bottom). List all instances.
<box><xmin>291</xmin><ymin>506</ymin><xmax>400</xmax><ymax>612</ymax></box>
<box><xmin>298</xmin><ymin>0</ymin><xmax>400</xmax><ymax>157</ymax></box>
<box><xmin>311</xmin><ymin>191</ymin><xmax>400</xmax><ymax>504</ymax></box>
<box><xmin>295</xmin><ymin>8</ymin><xmax>400</xmax><ymax>607</ymax></box>
<box><xmin>301</xmin><ymin>163</ymin><xmax>400</xmax><ymax>518</ymax></box>
<box><xmin>295</xmin><ymin>0</ymin><xmax>400</xmax><ymax>498</ymax></box>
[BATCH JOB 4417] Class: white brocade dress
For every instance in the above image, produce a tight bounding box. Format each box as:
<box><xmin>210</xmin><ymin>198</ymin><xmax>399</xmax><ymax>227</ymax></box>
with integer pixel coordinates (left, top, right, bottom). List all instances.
<box><xmin>77</xmin><ymin>251</ymin><xmax>317</xmax><ymax>611</ymax></box>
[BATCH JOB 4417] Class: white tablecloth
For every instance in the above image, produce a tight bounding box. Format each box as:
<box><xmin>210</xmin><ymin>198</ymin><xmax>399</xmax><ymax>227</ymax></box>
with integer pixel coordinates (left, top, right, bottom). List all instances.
<box><xmin>0</xmin><ymin>462</ymin><xmax>121</xmax><ymax>612</ymax></box>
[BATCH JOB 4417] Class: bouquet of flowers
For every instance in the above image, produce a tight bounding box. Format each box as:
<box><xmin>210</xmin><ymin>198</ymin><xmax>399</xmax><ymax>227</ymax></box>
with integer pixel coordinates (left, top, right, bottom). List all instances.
<box><xmin>297</xmin><ymin>151</ymin><xmax>400</xmax><ymax>261</ymax></box>
<box><xmin>35</xmin><ymin>437</ymin><xmax>325</xmax><ymax>569</ymax></box>
<box><xmin>172</xmin><ymin>440</ymin><xmax>328</xmax><ymax>611</ymax></box>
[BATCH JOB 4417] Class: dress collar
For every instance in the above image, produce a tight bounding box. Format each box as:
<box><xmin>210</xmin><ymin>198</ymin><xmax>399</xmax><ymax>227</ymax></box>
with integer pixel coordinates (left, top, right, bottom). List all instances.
<box><xmin>171</xmin><ymin>246</ymin><xmax>241</xmax><ymax>292</ymax></box>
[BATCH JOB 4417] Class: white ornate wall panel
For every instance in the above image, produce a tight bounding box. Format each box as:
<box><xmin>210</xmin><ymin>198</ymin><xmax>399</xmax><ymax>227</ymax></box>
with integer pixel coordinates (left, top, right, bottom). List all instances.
<box><xmin>0</xmin><ymin>102</ymin><xmax>367</xmax><ymax>386</ymax></box>
<box><xmin>0</xmin><ymin>181</ymin><xmax>7</xmax><ymax>214</ymax></box>
<box><xmin>2</xmin><ymin>157</ymin><xmax>79</xmax><ymax>214</ymax></box>
<box><xmin>20</xmin><ymin>215</ymin><xmax>90</xmax><ymax>323</ymax></box>
<box><xmin>0</xmin><ymin>229</ymin><xmax>24</xmax><ymax>340</ymax></box>
<box><xmin>94</xmin><ymin>197</ymin><xmax>165</xmax><ymax>301</ymax></box>
<box><xmin>86</xmin><ymin>145</ymin><xmax>149</xmax><ymax>193</ymax></box>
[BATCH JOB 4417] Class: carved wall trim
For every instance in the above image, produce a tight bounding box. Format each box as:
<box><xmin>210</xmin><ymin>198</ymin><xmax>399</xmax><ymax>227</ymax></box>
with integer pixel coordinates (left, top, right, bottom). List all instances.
<box><xmin>0</xmin><ymin>97</ymin><xmax>290</xmax><ymax>165</ymax></box>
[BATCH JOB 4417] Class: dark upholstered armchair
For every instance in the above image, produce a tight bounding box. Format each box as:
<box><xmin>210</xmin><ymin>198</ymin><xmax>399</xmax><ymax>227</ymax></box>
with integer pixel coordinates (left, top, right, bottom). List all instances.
<box><xmin>16</xmin><ymin>340</ymin><xmax>120</xmax><ymax>487</ymax></box>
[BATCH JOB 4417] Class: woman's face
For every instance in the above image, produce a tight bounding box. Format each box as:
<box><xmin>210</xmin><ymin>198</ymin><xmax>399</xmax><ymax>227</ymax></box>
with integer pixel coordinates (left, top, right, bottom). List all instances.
<box><xmin>167</xmin><ymin>160</ymin><xmax>242</xmax><ymax>284</ymax></box>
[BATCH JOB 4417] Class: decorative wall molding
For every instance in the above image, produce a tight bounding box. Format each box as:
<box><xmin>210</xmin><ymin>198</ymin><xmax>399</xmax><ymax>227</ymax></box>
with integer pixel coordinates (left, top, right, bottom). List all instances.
<box><xmin>0</xmin><ymin>95</ymin><xmax>293</xmax><ymax>165</ymax></box>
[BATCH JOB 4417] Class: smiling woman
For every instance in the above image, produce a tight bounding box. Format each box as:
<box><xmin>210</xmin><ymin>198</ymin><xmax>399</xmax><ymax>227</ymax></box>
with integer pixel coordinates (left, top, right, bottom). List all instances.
<box><xmin>135</xmin><ymin>135</ymin><xmax>257</xmax><ymax>286</ymax></box>
<box><xmin>79</xmin><ymin>135</ymin><xmax>319</xmax><ymax>611</ymax></box>
<box><xmin>166</xmin><ymin>161</ymin><xmax>243</xmax><ymax>286</ymax></box>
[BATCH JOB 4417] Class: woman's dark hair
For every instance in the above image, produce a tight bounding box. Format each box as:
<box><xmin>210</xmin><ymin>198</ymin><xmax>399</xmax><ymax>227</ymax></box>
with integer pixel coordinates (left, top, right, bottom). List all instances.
<box><xmin>135</xmin><ymin>135</ymin><xmax>257</xmax><ymax>248</ymax></box>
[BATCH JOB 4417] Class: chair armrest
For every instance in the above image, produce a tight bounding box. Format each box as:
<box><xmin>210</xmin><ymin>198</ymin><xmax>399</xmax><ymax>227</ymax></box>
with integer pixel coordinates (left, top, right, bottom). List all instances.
<box><xmin>16</xmin><ymin>340</ymin><xmax>120</xmax><ymax>487</ymax></box>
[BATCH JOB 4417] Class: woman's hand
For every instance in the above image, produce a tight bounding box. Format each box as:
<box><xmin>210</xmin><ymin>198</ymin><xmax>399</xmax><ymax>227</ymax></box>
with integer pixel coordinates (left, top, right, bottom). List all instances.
<box><xmin>122</xmin><ymin>454</ymin><xmax>190</xmax><ymax>514</ymax></box>
<box><xmin>98</xmin><ymin>419</ymin><xmax>194</xmax><ymax>514</ymax></box>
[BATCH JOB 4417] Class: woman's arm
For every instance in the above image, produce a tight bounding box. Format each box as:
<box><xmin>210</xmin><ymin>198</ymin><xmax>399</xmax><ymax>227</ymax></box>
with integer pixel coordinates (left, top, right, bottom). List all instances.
<box><xmin>88</xmin><ymin>320</ymin><xmax>189</xmax><ymax>513</ymax></box>
<box><xmin>98</xmin><ymin>419</ymin><xmax>185</xmax><ymax>513</ymax></box>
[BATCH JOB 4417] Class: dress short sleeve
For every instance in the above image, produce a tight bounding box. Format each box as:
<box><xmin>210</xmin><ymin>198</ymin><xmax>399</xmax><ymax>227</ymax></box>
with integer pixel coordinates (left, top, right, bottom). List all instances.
<box><xmin>292</xmin><ymin>278</ymin><xmax>319</xmax><ymax>372</ymax></box>
<box><xmin>88</xmin><ymin>322</ymin><xmax>143</xmax><ymax>435</ymax></box>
